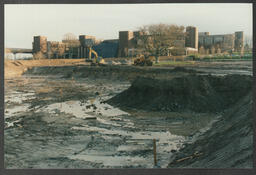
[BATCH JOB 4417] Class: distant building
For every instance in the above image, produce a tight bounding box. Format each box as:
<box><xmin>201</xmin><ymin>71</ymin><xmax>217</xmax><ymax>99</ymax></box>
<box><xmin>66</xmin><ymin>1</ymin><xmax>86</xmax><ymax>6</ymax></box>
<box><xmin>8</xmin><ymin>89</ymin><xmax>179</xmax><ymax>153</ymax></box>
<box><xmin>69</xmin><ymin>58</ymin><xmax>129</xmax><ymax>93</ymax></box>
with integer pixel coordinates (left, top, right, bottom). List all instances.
<box><xmin>198</xmin><ymin>31</ymin><xmax>244</xmax><ymax>54</ymax></box>
<box><xmin>93</xmin><ymin>39</ymin><xmax>119</xmax><ymax>58</ymax></box>
<box><xmin>32</xmin><ymin>27</ymin><xmax>245</xmax><ymax>59</ymax></box>
<box><xmin>199</xmin><ymin>32</ymin><xmax>210</xmax><ymax>37</ymax></box>
<box><xmin>117</xmin><ymin>27</ymin><xmax>199</xmax><ymax>57</ymax></box>
<box><xmin>32</xmin><ymin>34</ymin><xmax>115</xmax><ymax>59</ymax></box>
<box><xmin>185</xmin><ymin>26</ymin><xmax>198</xmax><ymax>49</ymax></box>
<box><xmin>118</xmin><ymin>31</ymin><xmax>135</xmax><ymax>57</ymax></box>
<box><xmin>32</xmin><ymin>36</ymin><xmax>47</xmax><ymax>54</ymax></box>
<box><xmin>47</xmin><ymin>41</ymin><xmax>65</xmax><ymax>59</ymax></box>
<box><xmin>234</xmin><ymin>31</ymin><xmax>244</xmax><ymax>53</ymax></box>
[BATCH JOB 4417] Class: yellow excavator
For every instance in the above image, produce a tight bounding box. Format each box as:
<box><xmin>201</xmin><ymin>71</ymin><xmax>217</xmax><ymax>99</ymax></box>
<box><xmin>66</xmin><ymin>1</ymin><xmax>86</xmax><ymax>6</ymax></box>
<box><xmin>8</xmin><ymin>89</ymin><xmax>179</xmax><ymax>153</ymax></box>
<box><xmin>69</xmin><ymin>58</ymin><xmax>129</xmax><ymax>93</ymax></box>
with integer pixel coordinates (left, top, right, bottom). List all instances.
<box><xmin>134</xmin><ymin>54</ymin><xmax>153</xmax><ymax>66</ymax></box>
<box><xmin>87</xmin><ymin>47</ymin><xmax>105</xmax><ymax>66</ymax></box>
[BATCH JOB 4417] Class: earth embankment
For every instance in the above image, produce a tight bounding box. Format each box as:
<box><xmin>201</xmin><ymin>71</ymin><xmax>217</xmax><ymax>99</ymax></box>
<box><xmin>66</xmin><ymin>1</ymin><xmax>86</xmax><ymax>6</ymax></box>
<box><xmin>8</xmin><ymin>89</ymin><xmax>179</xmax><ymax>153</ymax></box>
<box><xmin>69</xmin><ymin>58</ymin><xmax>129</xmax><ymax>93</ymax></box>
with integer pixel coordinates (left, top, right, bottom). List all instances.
<box><xmin>106</xmin><ymin>73</ymin><xmax>253</xmax><ymax>168</ymax></box>
<box><xmin>4</xmin><ymin>59</ymin><xmax>253</xmax><ymax>168</ymax></box>
<box><xmin>107</xmin><ymin>74</ymin><xmax>252</xmax><ymax>113</ymax></box>
<box><xmin>24</xmin><ymin>65</ymin><xmax>199</xmax><ymax>81</ymax></box>
<box><xmin>4</xmin><ymin>59</ymin><xmax>86</xmax><ymax>78</ymax></box>
<box><xmin>168</xmin><ymin>91</ymin><xmax>253</xmax><ymax>168</ymax></box>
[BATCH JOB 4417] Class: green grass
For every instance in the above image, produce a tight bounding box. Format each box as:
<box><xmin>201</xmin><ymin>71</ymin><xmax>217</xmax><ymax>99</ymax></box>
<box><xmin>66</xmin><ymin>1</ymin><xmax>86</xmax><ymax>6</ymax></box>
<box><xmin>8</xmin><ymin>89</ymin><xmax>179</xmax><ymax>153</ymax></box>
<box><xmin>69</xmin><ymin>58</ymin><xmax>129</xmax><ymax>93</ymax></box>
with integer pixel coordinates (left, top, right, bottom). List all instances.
<box><xmin>154</xmin><ymin>61</ymin><xmax>195</xmax><ymax>66</ymax></box>
<box><xmin>202</xmin><ymin>55</ymin><xmax>252</xmax><ymax>60</ymax></box>
<box><xmin>187</xmin><ymin>53</ymin><xmax>252</xmax><ymax>60</ymax></box>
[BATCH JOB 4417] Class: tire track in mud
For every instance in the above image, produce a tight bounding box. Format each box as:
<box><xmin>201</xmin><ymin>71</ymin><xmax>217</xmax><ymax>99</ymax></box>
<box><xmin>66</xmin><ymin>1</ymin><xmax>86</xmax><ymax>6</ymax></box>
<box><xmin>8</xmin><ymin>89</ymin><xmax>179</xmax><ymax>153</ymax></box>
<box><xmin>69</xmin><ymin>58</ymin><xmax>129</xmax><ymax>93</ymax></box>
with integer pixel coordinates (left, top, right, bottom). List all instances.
<box><xmin>5</xmin><ymin>76</ymin><xmax>191</xmax><ymax>168</ymax></box>
<box><xmin>5</xmin><ymin>63</ymin><xmax>252</xmax><ymax>168</ymax></box>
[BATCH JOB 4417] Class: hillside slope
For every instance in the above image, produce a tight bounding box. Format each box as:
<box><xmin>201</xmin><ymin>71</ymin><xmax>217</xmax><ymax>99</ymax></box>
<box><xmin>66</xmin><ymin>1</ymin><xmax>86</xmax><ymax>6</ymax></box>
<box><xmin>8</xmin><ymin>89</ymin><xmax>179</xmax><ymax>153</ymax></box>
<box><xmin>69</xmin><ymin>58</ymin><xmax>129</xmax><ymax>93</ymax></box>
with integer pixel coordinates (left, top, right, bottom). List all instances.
<box><xmin>168</xmin><ymin>92</ymin><xmax>253</xmax><ymax>168</ymax></box>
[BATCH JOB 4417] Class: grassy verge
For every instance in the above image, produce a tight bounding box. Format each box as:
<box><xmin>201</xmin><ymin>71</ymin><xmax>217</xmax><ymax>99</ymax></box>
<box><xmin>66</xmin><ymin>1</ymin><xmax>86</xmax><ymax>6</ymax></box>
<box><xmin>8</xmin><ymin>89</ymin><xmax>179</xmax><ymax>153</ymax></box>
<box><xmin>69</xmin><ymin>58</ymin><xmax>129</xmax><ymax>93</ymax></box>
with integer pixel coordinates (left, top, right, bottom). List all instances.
<box><xmin>188</xmin><ymin>53</ymin><xmax>252</xmax><ymax>61</ymax></box>
<box><xmin>154</xmin><ymin>61</ymin><xmax>195</xmax><ymax>66</ymax></box>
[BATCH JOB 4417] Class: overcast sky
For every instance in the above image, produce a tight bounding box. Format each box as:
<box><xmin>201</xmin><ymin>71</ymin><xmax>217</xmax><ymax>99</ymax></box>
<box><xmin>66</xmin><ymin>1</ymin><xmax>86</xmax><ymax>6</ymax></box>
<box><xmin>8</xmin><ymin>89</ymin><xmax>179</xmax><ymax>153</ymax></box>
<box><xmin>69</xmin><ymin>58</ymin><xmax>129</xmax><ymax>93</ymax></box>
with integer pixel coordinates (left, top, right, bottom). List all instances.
<box><xmin>5</xmin><ymin>3</ymin><xmax>253</xmax><ymax>48</ymax></box>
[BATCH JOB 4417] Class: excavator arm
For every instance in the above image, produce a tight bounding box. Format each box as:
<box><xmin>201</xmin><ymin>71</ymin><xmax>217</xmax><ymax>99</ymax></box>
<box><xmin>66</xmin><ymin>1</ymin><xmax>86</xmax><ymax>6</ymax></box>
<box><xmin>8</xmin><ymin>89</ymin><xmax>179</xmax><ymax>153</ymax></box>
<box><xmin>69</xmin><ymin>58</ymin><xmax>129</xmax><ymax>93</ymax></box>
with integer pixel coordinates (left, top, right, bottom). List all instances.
<box><xmin>88</xmin><ymin>47</ymin><xmax>105</xmax><ymax>66</ymax></box>
<box><xmin>89</xmin><ymin>47</ymin><xmax>98</xmax><ymax>60</ymax></box>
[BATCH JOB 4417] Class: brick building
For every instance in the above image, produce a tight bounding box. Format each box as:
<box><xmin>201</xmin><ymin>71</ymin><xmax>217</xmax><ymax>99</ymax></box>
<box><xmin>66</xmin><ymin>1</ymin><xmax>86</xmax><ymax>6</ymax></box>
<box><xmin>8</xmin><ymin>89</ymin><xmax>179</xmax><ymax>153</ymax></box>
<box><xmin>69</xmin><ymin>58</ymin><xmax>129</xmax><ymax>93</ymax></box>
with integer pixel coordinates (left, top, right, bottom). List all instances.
<box><xmin>32</xmin><ymin>27</ymin><xmax>245</xmax><ymax>59</ymax></box>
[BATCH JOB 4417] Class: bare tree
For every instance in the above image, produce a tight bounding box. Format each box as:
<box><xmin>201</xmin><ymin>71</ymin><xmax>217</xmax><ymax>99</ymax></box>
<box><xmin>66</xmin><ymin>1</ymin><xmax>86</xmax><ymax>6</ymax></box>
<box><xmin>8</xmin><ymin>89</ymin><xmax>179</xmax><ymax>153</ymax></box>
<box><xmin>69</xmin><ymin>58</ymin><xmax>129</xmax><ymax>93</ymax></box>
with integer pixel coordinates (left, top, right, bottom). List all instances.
<box><xmin>63</xmin><ymin>33</ymin><xmax>77</xmax><ymax>41</ymax></box>
<box><xmin>136</xmin><ymin>24</ymin><xmax>185</xmax><ymax>62</ymax></box>
<box><xmin>62</xmin><ymin>33</ymin><xmax>80</xmax><ymax>58</ymax></box>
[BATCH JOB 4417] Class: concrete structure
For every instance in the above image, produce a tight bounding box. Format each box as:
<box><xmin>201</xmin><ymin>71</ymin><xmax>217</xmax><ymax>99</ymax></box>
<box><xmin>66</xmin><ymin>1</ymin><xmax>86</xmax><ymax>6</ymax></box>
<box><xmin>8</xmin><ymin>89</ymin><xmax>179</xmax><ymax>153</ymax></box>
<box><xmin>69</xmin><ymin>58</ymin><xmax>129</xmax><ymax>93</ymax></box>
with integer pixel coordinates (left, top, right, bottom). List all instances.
<box><xmin>32</xmin><ymin>36</ymin><xmax>47</xmax><ymax>54</ymax></box>
<box><xmin>79</xmin><ymin>35</ymin><xmax>96</xmax><ymax>47</ymax></box>
<box><xmin>78</xmin><ymin>35</ymin><xmax>96</xmax><ymax>58</ymax></box>
<box><xmin>118</xmin><ymin>31</ymin><xmax>135</xmax><ymax>57</ymax></box>
<box><xmin>185</xmin><ymin>26</ymin><xmax>198</xmax><ymax>49</ymax></box>
<box><xmin>32</xmin><ymin>34</ymin><xmax>118</xmax><ymax>59</ymax></box>
<box><xmin>234</xmin><ymin>31</ymin><xmax>244</xmax><ymax>53</ymax></box>
<box><xmin>7</xmin><ymin>48</ymin><xmax>33</xmax><ymax>59</ymax></box>
<box><xmin>198</xmin><ymin>31</ymin><xmax>244</xmax><ymax>54</ymax></box>
<box><xmin>31</xmin><ymin>27</ymin><xmax>245</xmax><ymax>59</ymax></box>
<box><xmin>93</xmin><ymin>39</ymin><xmax>119</xmax><ymax>58</ymax></box>
<box><xmin>118</xmin><ymin>27</ymin><xmax>199</xmax><ymax>57</ymax></box>
<box><xmin>199</xmin><ymin>32</ymin><xmax>210</xmax><ymax>37</ymax></box>
<box><xmin>9</xmin><ymin>48</ymin><xmax>32</xmax><ymax>54</ymax></box>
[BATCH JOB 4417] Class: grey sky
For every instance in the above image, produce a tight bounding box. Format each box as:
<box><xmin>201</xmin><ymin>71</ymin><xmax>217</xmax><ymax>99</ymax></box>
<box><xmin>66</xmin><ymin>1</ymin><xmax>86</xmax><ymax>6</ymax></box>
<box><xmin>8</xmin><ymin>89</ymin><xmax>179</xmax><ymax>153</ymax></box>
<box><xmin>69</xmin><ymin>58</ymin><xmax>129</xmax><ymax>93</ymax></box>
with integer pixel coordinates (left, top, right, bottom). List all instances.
<box><xmin>5</xmin><ymin>3</ymin><xmax>252</xmax><ymax>48</ymax></box>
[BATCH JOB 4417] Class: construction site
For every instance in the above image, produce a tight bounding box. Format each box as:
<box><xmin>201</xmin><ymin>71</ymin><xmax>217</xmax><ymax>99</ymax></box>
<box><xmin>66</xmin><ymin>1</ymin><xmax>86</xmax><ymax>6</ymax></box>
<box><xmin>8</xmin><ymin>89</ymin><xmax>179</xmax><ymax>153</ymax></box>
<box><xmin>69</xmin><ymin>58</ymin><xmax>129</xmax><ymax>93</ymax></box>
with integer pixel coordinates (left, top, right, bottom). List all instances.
<box><xmin>4</xmin><ymin>24</ymin><xmax>253</xmax><ymax>169</ymax></box>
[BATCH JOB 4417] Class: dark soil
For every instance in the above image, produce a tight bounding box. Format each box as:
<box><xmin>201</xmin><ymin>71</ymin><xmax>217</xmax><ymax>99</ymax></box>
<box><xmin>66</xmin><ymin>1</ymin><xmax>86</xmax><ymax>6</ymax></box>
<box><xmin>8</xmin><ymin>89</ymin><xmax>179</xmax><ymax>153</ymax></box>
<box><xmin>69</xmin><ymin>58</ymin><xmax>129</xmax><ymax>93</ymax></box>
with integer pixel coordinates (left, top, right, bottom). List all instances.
<box><xmin>168</xmin><ymin>92</ymin><xmax>253</xmax><ymax>168</ymax></box>
<box><xmin>7</xmin><ymin>63</ymin><xmax>253</xmax><ymax>168</ymax></box>
<box><xmin>106</xmin><ymin>71</ymin><xmax>253</xmax><ymax>168</ymax></box>
<box><xmin>107</xmin><ymin>74</ymin><xmax>252</xmax><ymax>113</ymax></box>
<box><xmin>24</xmin><ymin>65</ymin><xmax>200</xmax><ymax>81</ymax></box>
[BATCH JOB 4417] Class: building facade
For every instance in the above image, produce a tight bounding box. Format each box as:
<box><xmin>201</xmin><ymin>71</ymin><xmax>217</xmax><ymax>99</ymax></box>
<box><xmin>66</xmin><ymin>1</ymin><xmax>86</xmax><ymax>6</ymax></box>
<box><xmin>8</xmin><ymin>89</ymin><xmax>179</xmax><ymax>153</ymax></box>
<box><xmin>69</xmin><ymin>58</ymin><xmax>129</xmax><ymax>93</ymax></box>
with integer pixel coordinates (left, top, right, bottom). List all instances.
<box><xmin>32</xmin><ymin>36</ymin><xmax>47</xmax><ymax>55</ymax></box>
<box><xmin>32</xmin><ymin>28</ymin><xmax>245</xmax><ymax>59</ymax></box>
<box><xmin>198</xmin><ymin>31</ymin><xmax>244</xmax><ymax>54</ymax></box>
<box><xmin>234</xmin><ymin>31</ymin><xmax>244</xmax><ymax>53</ymax></box>
<box><xmin>118</xmin><ymin>31</ymin><xmax>135</xmax><ymax>57</ymax></box>
<box><xmin>185</xmin><ymin>26</ymin><xmax>198</xmax><ymax>49</ymax></box>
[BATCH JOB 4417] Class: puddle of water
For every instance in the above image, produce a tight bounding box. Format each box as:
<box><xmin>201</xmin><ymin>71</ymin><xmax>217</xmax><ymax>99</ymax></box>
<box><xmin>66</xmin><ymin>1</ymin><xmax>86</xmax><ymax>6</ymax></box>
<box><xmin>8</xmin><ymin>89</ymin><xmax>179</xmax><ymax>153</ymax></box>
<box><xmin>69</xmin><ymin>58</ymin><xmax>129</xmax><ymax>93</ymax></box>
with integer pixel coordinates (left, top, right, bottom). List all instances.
<box><xmin>96</xmin><ymin>118</ymin><xmax>122</xmax><ymax>127</ymax></box>
<box><xmin>71</xmin><ymin>125</ymin><xmax>130</xmax><ymax>136</ymax></box>
<box><xmin>5</xmin><ymin>91</ymin><xmax>35</xmax><ymax>104</ymax></box>
<box><xmin>5</xmin><ymin>104</ymin><xmax>30</xmax><ymax>119</ymax></box>
<box><xmin>117</xmin><ymin>145</ymin><xmax>150</xmax><ymax>152</ymax></box>
<box><xmin>38</xmin><ymin>101</ymin><xmax>93</xmax><ymax>119</ymax></box>
<box><xmin>5</xmin><ymin>91</ymin><xmax>35</xmax><ymax>118</ymax></box>
<box><xmin>39</xmin><ymin>98</ymin><xmax>129</xmax><ymax>119</ymax></box>
<box><xmin>5</xmin><ymin>80</ymin><xmax>214</xmax><ymax>168</ymax></box>
<box><xmin>71</xmin><ymin>123</ymin><xmax>185</xmax><ymax>168</ymax></box>
<box><xmin>5</xmin><ymin>118</ymin><xmax>22</xmax><ymax>129</ymax></box>
<box><xmin>68</xmin><ymin>154</ymin><xmax>149</xmax><ymax>168</ymax></box>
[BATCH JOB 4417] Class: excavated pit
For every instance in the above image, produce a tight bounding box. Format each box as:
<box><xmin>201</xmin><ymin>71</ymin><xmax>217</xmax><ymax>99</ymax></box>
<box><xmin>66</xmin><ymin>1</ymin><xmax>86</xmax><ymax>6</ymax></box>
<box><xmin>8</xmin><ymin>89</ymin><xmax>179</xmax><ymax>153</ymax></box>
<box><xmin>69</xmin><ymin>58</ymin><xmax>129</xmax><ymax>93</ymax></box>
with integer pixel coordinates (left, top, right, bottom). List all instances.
<box><xmin>5</xmin><ymin>62</ymin><xmax>253</xmax><ymax>168</ymax></box>
<box><xmin>107</xmin><ymin>73</ymin><xmax>253</xmax><ymax>168</ymax></box>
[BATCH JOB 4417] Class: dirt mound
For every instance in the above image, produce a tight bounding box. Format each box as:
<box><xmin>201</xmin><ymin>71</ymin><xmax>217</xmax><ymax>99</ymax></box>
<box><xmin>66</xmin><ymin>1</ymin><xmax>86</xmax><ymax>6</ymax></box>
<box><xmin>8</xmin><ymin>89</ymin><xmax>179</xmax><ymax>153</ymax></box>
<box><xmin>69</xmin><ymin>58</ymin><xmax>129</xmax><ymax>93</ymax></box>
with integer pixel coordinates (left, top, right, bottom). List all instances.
<box><xmin>5</xmin><ymin>61</ymin><xmax>27</xmax><ymax>78</ymax></box>
<box><xmin>107</xmin><ymin>74</ymin><xmax>252</xmax><ymax>112</ymax></box>
<box><xmin>24</xmin><ymin>64</ymin><xmax>201</xmax><ymax>82</ymax></box>
<box><xmin>4</xmin><ymin>59</ymin><xmax>86</xmax><ymax>79</ymax></box>
<box><xmin>168</xmin><ymin>92</ymin><xmax>253</xmax><ymax>168</ymax></box>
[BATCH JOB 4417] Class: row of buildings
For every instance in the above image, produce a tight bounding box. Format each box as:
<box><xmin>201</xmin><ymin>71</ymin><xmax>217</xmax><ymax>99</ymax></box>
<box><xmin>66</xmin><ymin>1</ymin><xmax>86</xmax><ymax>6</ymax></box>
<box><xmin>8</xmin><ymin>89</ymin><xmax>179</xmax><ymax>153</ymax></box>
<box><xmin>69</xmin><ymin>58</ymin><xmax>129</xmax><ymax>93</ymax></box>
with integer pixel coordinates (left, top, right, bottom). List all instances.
<box><xmin>32</xmin><ymin>26</ymin><xmax>245</xmax><ymax>59</ymax></box>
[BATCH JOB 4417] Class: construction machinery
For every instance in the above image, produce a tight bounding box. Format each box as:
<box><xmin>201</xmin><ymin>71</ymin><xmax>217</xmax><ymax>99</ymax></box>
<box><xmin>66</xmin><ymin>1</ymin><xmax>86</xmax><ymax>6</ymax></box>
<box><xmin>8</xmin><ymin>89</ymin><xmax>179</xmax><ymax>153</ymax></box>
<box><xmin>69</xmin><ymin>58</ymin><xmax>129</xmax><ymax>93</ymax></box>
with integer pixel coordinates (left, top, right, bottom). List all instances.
<box><xmin>87</xmin><ymin>47</ymin><xmax>105</xmax><ymax>66</ymax></box>
<box><xmin>133</xmin><ymin>54</ymin><xmax>153</xmax><ymax>66</ymax></box>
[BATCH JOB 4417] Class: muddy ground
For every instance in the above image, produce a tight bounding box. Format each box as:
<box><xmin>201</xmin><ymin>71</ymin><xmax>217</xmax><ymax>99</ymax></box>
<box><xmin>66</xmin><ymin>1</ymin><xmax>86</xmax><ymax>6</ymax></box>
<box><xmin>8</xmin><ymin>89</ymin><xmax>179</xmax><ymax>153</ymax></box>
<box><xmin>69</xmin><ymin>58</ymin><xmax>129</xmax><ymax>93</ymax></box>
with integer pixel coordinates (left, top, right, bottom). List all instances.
<box><xmin>4</xmin><ymin>60</ymin><xmax>253</xmax><ymax>168</ymax></box>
